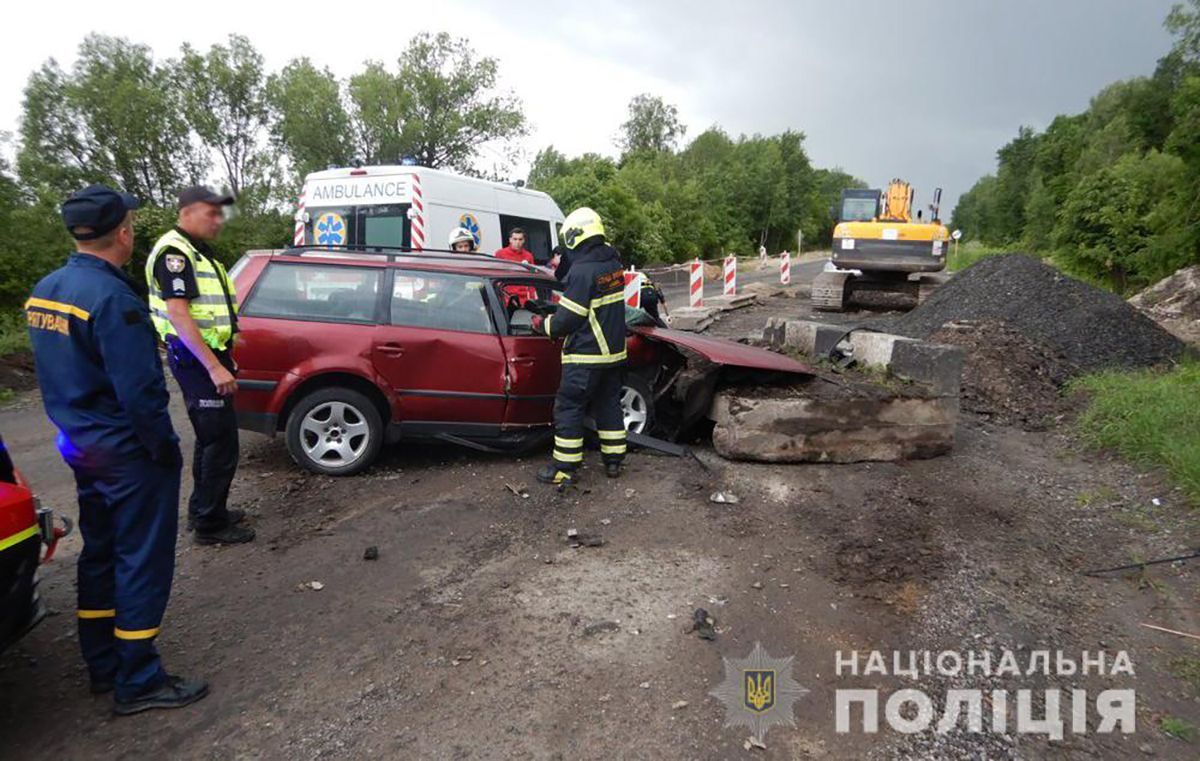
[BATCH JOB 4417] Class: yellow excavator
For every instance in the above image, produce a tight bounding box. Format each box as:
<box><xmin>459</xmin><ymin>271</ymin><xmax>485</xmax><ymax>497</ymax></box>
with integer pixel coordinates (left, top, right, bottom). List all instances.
<box><xmin>811</xmin><ymin>179</ymin><xmax>951</xmax><ymax>311</ymax></box>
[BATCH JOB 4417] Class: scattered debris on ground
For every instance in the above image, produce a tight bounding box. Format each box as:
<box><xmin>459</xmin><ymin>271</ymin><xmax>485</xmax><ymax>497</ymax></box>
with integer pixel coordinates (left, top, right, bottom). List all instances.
<box><xmin>362</xmin><ymin>545</ymin><xmax>379</xmax><ymax>561</ymax></box>
<box><xmin>1128</xmin><ymin>264</ymin><xmax>1200</xmax><ymax>348</ymax></box>
<box><xmin>885</xmin><ymin>254</ymin><xmax>1187</xmax><ymax>372</ymax></box>
<box><xmin>931</xmin><ymin>319</ymin><xmax>1077</xmax><ymax>430</ymax></box>
<box><xmin>690</xmin><ymin>608</ymin><xmax>716</xmax><ymax>640</ymax></box>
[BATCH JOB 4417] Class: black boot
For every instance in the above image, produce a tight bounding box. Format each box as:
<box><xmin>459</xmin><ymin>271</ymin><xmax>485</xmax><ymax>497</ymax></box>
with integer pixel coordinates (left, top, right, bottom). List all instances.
<box><xmin>113</xmin><ymin>675</ymin><xmax>209</xmax><ymax>716</ymax></box>
<box><xmin>536</xmin><ymin>465</ymin><xmax>577</xmax><ymax>486</ymax></box>
<box><xmin>194</xmin><ymin>523</ymin><xmax>255</xmax><ymax>545</ymax></box>
<box><xmin>604</xmin><ymin>460</ymin><xmax>622</xmax><ymax>479</ymax></box>
<box><xmin>187</xmin><ymin>508</ymin><xmax>246</xmax><ymax>533</ymax></box>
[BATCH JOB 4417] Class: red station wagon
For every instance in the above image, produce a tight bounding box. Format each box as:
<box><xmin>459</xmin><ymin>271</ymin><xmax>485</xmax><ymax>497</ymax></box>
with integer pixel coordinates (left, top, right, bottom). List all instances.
<box><xmin>231</xmin><ymin>247</ymin><xmax>812</xmax><ymax>475</ymax></box>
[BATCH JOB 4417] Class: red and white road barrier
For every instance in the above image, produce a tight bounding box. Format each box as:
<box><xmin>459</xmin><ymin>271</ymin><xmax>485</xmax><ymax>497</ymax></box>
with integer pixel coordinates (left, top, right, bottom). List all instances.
<box><xmin>779</xmin><ymin>251</ymin><xmax>791</xmax><ymax>285</ymax></box>
<box><xmin>624</xmin><ymin>268</ymin><xmax>642</xmax><ymax>308</ymax></box>
<box><xmin>410</xmin><ymin>174</ymin><xmax>425</xmax><ymax>251</ymax></box>
<box><xmin>293</xmin><ymin>188</ymin><xmax>306</xmax><ymax>246</ymax></box>
<box><xmin>723</xmin><ymin>255</ymin><xmax>737</xmax><ymax>296</ymax></box>
<box><xmin>689</xmin><ymin>259</ymin><xmax>704</xmax><ymax>307</ymax></box>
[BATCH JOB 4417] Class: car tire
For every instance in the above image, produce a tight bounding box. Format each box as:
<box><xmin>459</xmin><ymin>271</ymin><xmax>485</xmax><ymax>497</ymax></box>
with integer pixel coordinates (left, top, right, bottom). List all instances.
<box><xmin>285</xmin><ymin>387</ymin><xmax>383</xmax><ymax>476</ymax></box>
<box><xmin>620</xmin><ymin>374</ymin><xmax>655</xmax><ymax>436</ymax></box>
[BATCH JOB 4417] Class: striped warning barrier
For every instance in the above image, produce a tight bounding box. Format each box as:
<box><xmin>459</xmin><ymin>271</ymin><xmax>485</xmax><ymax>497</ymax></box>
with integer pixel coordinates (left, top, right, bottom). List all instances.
<box><xmin>293</xmin><ymin>188</ymin><xmax>306</xmax><ymax>246</ymax></box>
<box><xmin>410</xmin><ymin>174</ymin><xmax>425</xmax><ymax>251</ymax></box>
<box><xmin>689</xmin><ymin>259</ymin><xmax>704</xmax><ymax>307</ymax></box>
<box><xmin>624</xmin><ymin>268</ymin><xmax>642</xmax><ymax>308</ymax></box>
<box><xmin>779</xmin><ymin>251</ymin><xmax>791</xmax><ymax>285</ymax></box>
<box><xmin>723</xmin><ymin>255</ymin><xmax>737</xmax><ymax>296</ymax></box>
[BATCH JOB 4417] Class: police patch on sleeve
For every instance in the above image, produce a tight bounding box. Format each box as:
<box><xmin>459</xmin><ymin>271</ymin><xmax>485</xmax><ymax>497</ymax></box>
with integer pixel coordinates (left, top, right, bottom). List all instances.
<box><xmin>172</xmin><ymin>278</ymin><xmax>186</xmax><ymax>293</ymax></box>
<box><xmin>165</xmin><ymin>254</ymin><xmax>186</xmax><ymax>273</ymax></box>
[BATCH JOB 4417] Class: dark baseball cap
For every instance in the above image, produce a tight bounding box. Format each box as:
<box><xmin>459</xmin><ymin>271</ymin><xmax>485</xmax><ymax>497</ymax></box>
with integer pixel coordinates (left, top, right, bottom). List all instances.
<box><xmin>178</xmin><ymin>185</ymin><xmax>236</xmax><ymax>208</ymax></box>
<box><xmin>61</xmin><ymin>184</ymin><xmax>140</xmax><ymax>240</ymax></box>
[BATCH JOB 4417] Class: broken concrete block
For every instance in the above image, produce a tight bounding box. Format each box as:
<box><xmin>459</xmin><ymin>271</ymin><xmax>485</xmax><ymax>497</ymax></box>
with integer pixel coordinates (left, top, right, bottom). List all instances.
<box><xmin>669</xmin><ymin>306</ymin><xmax>718</xmax><ymax>332</ymax></box>
<box><xmin>710</xmin><ymin>390</ymin><xmax>957</xmax><ymax>463</ymax></box>
<box><xmin>890</xmin><ymin>340</ymin><xmax>965</xmax><ymax>396</ymax></box>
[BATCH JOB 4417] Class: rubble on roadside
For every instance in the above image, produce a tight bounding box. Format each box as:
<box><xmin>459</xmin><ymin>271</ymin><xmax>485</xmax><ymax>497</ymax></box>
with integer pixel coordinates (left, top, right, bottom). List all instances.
<box><xmin>1128</xmin><ymin>264</ymin><xmax>1200</xmax><ymax>348</ymax></box>
<box><xmin>884</xmin><ymin>254</ymin><xmax>1186</xmax><ymax>373</ymax></box>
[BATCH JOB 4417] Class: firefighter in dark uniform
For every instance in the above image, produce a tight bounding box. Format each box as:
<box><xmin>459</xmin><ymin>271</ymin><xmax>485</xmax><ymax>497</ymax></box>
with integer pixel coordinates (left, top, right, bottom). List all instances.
<box><xmin>532</xmin><ymin>207</ymin><xmax>628</xmax><ymax>485</ymax></box>
<box><xmin>145</xmin><ymin>187</ymin><xmax>253</xmax><ymax>545</ymax></box>
<box><xmin>638</xmin><ymin>274</ymin><xmax>669</xmax><ymax>326</ymax></box>
<box><xmin>26</xmin><ymin>184</ymin><xmax>208</xmax><ymax>714</ymax></box>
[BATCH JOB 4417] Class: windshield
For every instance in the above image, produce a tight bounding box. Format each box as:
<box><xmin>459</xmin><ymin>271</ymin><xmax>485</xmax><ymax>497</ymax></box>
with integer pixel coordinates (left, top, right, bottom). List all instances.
<box><xmin>840</xmin><ymin>197</ymin><xmax>878</xmax><ymax>222</ymax></box>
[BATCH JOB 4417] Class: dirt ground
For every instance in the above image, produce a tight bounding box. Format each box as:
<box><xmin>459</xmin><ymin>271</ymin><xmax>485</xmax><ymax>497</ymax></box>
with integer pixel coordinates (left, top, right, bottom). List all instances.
<box><xmin>1</xmin><ymin>297</ymin><xmax>1197</xmax><ymax>760</ymax></box>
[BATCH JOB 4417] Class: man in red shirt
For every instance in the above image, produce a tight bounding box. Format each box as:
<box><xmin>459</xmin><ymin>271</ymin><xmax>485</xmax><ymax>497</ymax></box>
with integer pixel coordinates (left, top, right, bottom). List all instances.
<box><xmin>494</xmin><ymin>228</ymin><xmax>536</xmax><ymax>306</ymax></box>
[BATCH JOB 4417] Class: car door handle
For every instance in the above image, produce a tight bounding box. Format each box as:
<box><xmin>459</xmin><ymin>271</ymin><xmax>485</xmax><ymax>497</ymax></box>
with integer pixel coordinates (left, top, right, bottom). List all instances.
<box><xmin>377</xmin><ymin>343</ymin><xmax>405</xmax><ymax>357</ymax></box>
<box><xmin>509</xmin><ymin>355</ymin><xmax>537</xmax><ymax>366</ymax></box>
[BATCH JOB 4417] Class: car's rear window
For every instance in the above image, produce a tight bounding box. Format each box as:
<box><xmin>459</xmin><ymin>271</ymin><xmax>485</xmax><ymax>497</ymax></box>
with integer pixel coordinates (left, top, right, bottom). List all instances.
<box><xmin>241</xmin><ymin>262</ymin><xmax>381</xmax><ymax>323</ymax></box>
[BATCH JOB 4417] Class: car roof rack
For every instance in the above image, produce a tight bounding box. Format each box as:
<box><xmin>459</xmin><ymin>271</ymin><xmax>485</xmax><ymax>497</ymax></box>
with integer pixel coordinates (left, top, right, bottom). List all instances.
<box><xmin>278</xmin><ymin>244</ymin><xmax>545</xmax><ymax>274</ymax></box>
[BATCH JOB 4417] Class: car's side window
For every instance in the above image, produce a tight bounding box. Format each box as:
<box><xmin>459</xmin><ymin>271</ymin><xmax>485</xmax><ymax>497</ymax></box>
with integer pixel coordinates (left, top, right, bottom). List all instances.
<box><xmin>497</xmin><ymin>280</ymin><xmax>562</xmax><ymax>336</ymax></box>
<box><xmin>241</xmin><ymin>262</ymin><xmax>381</xmax><ymax>323</ymax></box>
<box><xmin>390</xmin><ymin>271</ymin><xmax>494</xmax><ymax>334</ymax></box>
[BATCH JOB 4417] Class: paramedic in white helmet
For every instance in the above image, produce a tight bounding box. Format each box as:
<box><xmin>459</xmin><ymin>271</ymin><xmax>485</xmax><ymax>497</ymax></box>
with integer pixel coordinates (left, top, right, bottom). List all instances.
<box><xmin>448</xmin><ymin>228</ymin><xmax>477</xmax><ymax>254</ymax></box>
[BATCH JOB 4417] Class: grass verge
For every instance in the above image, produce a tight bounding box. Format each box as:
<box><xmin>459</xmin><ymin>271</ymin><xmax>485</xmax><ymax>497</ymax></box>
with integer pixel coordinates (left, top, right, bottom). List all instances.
<box><xmin>1072</xmin><ymin>360</ymin><xmax>1200</xmax><ymax>506</ymax></box>
<box><xmin>945</xmin><ymin>242</ymin><xmax>1010</xmax><ymax>272</ymax></box>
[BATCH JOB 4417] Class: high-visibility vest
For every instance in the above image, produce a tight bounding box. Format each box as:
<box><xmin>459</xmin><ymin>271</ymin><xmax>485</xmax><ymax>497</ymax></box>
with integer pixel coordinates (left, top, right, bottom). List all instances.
<box><xmin>144</xmin><ymin>229</ymin><xmax>238</xmax><ymax>351</ymax></box>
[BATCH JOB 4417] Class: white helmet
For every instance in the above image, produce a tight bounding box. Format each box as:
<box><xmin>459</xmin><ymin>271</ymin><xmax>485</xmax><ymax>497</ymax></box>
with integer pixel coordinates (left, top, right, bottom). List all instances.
<box><xmin>448</xmin><ymin>227</ymin><xmax>476</xmax><ymax>249</ymax></box>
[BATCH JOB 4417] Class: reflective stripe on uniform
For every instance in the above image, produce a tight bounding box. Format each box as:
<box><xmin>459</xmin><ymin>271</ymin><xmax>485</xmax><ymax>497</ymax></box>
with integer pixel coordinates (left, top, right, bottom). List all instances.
<box><xmin>561</xmin><ymin>349</ymin><xmax>628</xmax><ymax>365</ymax></box>
<box><xmin>0</xmin><ymin>524</ymin><xmax>38</xmax><ymax>552</ymax></box>
<box><xmin>24</xmin><ymin>298</ymin><xmax>90</xmax><ymax>321</ymax></box>
<box><xmin>597</xmin><ymin>430</ymin><xmax>626</xmax><ymax>441</ymax></box>
<box><xmin>554</xmin><ymin>436</ymin><xmax>584</xmax><ymax>449</ymax></box>
<box><xmin>558</xmin><ymin>296</ymin><xmax>588</xmax><ymax>316</ymax></box>
<box><xmin>588</xmin><ymin>310</ymin><xmax>610</xmax><ymax>356</ymax></box>
<box><xmin>114</xmin><ymin>626</ymin><xmax>161</xmax><ymax>640</ymax></box>
<box><xmin>77</xmin><ymin>608</ymin><xmax>116</xmax><ymax>619</ymax></box>
<box><xmin>600</xmin><ymin>443</ymin><xmax>627</xmax><ymax>455</ymax></box>
<box><xmin>589</xmin><ymin>292</ymin><xmax>624</xmax><ymax>308</ymax></box>
<box><xmin>553</xmin><ymin>449</ymin><xmax>584</xmax><ymax>463</ymax></box>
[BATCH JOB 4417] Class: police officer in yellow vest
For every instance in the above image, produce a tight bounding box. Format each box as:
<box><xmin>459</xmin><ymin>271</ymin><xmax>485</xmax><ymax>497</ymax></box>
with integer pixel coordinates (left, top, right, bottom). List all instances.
<box><xmin>145</xmin><ymin>186</ymin><xmax>253</xmax><ymax>545</ymax></box>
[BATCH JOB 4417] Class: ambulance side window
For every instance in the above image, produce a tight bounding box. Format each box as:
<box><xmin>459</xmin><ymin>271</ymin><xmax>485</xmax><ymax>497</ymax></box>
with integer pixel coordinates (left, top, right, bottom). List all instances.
<box><xmin>499</xmin><ymin>215</ymin><xmax>553</xmax><ymax>264</ymax></box>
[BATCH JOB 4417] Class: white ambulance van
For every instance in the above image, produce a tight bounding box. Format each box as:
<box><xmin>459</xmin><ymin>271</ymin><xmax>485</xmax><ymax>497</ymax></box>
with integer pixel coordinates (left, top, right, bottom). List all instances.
<box><xmin>295</xmin><ymin>165</ymin><xmax>565</xmax><ymax>264</ymax></box>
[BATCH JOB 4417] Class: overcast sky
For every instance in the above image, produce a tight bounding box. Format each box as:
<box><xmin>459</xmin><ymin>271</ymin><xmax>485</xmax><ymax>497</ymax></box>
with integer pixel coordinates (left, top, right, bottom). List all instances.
<box><xmin>0</xmin><ymin>0</ymin><xmax>1179</xmax><ymax>216</ymax></box>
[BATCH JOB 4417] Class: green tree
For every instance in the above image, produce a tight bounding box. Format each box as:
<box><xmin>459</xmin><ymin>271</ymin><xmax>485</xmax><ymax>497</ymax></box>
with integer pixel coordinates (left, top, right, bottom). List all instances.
<box><xmin>349</xmin><ymin>32</ymin><xmax>526</xmax><ymax>172</ymax></box>
<box><xmin>179</xmin><ymin>35</ymin><xmax>277</xmax><ymax>204</ymax></box>
<box><xmin>1054</xmin><ymin>150</ymin><xmax>1188</xmax><ymax>291</ymax></box>
<box><xmin>17</xmin><ymin>34</ymin><xmax>207</xmax><ymax>205</ymax></box>
<box><xmin>617</xmin><ymin>94</ymin><xmax>686</xmax><ymax>155</ymax></box>
<box><xmin>264</xmin><ymin>58</ymin><xmax>353</xmax><ymax>184</ymax></box>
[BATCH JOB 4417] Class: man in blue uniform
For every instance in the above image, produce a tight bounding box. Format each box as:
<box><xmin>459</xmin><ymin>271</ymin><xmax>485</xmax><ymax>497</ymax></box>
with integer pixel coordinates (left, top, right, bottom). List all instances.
<box><xmin>26</xmin><ymin>184</ymin><xmax>208</xmax><ymax>715</ymax></box>
<box><xmin>531</xmin><ymin>207</ymin><xmax>628</xmax><ymax>486</ymax></box>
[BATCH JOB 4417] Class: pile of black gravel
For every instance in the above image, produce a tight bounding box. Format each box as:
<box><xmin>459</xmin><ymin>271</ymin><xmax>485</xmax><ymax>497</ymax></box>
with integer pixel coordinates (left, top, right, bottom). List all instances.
<box><xmin>882</xmin><ymin>254</ymin><xmax>1187</xmax><ymax>374</ymax></box>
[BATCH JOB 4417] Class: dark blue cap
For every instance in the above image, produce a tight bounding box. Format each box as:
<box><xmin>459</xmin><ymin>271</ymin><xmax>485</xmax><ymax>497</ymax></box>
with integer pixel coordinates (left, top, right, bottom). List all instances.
<box><xmin>61</xmin><ymin>184</ymin><xmax>140</xmax><ymax>240</ymax></box>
